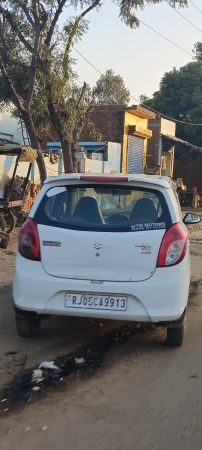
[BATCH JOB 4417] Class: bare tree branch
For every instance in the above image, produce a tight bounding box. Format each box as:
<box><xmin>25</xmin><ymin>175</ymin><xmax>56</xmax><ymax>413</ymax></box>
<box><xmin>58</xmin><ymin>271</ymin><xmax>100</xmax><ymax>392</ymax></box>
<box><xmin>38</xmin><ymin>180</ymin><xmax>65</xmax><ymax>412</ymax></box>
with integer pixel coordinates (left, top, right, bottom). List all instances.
<box><xmin>0</xmin><ymin>5</ymin><xmax>34</xmax><ymax>53</ymax></box>
<box><xmin>45</xmin><ymin>0</ymin><xmax>68</xmax><ymax>48</ymax></box>
<box><xmin>76</xmin><ymin>82</ymin><xmax>87</xmax><ymax>109</ymax></box>
<box><xmin>64</xmin><ymin>0</ymin><xmax>101</xmax><ymax>58</ymax></box>
<box><xmin>31</xmin><ymin>0</ymin><xmax>40</xmax><ymax>25</ymax></box>
<box><xmin>25</xmin><ymin>25</ymin><xmax>41</xmax><ymax>109</ymax></box>
<box><xmin>0</xmin><ymin>16</ymin><xmax>7</xmax><ymax>54</ymax></box>
<box><xmin>16</xmin><ymin>0</ymin><xmax>35</xmax><ymax>28</ymax></box>
<box><xmin>8</xmin><ymin>59</ymin><xmax>31</xmax><ymax>69</ymax></box>
<box><xmin>37</xmin><ymin>1</ymin><xmax>49</xmax><ymax>28</ymax></box>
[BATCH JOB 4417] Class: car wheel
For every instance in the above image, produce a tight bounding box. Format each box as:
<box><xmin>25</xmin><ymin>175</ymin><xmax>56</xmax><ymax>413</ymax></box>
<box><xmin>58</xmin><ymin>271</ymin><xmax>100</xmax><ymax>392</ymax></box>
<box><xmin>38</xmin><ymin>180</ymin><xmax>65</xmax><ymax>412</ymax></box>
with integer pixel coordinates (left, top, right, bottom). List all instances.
<box><xmin>3</xmin><ymin>210</ymin><xmax>16</xmax><ymax>234</ymax></box>
<box><xmin>0</xmin><ymin>215</ymin><xmax>6</xmax><ymax>232</ymax></box>
<box><xmin>15</xmin><ymin>315</ymin><xmax>41</xmax><ymax>338</ymax></box>
<box><xmin>0</xmin><ymin>237</ymin><xmax>9</xmax><ymax>249</ymax></box>
<box><xmin>166</xmin><ymin>324</ymin><xmax>184</xmax><ymax>347</ymax></box>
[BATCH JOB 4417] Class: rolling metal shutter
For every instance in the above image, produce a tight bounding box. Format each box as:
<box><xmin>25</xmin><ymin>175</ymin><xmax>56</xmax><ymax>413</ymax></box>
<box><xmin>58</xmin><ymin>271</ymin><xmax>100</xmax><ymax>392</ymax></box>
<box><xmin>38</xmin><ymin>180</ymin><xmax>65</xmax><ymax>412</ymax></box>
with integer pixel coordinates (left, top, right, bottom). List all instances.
<box><xmin>127</xmin><ymin>135</ymin><xmax>144</xmax><ymax>174</ymax></box>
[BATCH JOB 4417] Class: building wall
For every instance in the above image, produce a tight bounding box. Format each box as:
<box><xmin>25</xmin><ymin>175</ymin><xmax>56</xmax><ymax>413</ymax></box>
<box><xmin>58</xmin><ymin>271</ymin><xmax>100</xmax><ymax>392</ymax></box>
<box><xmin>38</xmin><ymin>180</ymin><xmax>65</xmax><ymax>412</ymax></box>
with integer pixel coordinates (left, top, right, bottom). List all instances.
<box><xmin>38</xmin><ymin>106</ymin><xmax>126</xmax><ymax>150</ymax></box>
<box><xmin>161</xmin><ymin>118</ymin><xmax>176</xmax><ymax>136</ymax></box>
<box><xmin>81</xmin><ymin>105</ymin><xmax>126</xmax><ymax>143</ymax></box>
<box><xmin>0</xmin><ymin>153</ymin><xmax>61</xmax><ymax>198</ymax></box>
<box><xmin>122</xmin><ymin>112</ymin><xmax>148</xmax><ymax>173</ymax></box>
<box><xmin>47</xmin><ymin>142</ymin><xmax>121</xmax><ymax>175</ymax></box>
<box><xmin>146</xmin><ymin>117</ymin><xmax>176</xmax><ymax>175</ymax></box>
<box><xmin>147</xmin><ymin>117</ymin><xmax>161</xmax><ymax>171</ymax></box>
<box><xmin>104</xmin><ymin>142</ymin><xmax>121</xmax><ymax>173</ymax></box>
<box><xmin>30</xmin><ymin>154</ymin><xmax>61</xmax><ymax>182</ymax></box>
<box><xmin>0</xmin><ymin>112</ymin><xmax>24</xmax><ymax>144</ymax></box>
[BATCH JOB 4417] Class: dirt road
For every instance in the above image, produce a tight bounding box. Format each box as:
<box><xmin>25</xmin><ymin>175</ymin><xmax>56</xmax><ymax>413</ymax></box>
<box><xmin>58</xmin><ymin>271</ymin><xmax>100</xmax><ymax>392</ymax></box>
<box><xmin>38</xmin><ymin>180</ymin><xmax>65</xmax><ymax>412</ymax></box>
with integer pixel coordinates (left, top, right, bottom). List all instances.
<box><xmin>0</xmin><ymin>230</ymin><xmax>202</xmax><ymax>450</ymax></box>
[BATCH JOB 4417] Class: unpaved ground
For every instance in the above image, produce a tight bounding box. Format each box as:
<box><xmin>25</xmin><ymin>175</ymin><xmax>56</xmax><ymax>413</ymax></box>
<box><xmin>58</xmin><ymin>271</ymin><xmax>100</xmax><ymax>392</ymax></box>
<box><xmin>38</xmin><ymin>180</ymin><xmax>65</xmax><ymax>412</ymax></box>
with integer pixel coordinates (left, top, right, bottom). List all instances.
<box><xmin>0</xmin><ymin>228</ymin><xmax>202</xmax><ymax>449</ymax></box>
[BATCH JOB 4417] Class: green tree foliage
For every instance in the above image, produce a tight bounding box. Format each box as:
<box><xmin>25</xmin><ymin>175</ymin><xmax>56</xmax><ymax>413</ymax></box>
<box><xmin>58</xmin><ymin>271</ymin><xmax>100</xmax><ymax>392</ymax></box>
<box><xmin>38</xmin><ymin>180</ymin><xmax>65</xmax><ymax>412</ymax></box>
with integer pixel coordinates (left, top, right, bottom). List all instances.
<box><xmin>94</xmin><ymin>69</ymin><xmax>130</xmax><ymax>105</ymax></box>
<box><xmin>140</xmin><ymin>60</ymin><xmax>202</xmax><ymax>148</ymax></box>
<box><xmin>0</xmin><ymin>0</ymin><xmax>188</xmax><ymax>176</ymax></box>
<box><xmin>193</xmin><ymin>42</ymin><xmax>202</xmax><ymax>61</ymax></box>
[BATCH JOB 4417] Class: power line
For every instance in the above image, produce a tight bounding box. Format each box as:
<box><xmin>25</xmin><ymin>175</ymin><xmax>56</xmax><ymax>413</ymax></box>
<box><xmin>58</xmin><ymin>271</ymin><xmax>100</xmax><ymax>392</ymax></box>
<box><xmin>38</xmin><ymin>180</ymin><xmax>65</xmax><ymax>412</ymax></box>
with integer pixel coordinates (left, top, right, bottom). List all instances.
<box><xmin>137</xmin><ymin>19</ymin><xmax>193</xmax><ymax>57</ymax></box>
<box><xmin>111</xmin><ymin>0</ymin><xmax>194</xmax><ymax>57</ymax></box>
<box><xmin>189</xmin><ymin>0</ymin><xmax>202</xmax><ymax>13</ymax></box>
<box><xmin>73</xmin><ymin>47</ymin><xmax>202</xmax><ymax>126</ymax></box>
<box><xmin>165</xmin><ymin>0</ymin><xmax>202</xmax><ymax>33</ymax></box>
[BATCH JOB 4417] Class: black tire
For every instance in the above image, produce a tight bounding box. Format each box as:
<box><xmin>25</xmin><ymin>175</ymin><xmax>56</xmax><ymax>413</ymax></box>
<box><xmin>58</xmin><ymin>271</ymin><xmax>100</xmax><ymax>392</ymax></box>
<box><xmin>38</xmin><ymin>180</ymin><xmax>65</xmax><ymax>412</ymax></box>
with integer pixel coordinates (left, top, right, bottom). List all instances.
<box><xmin>0</xmin><ymin>215</ymin><xmax>5</xmax><ymax>232</ymax></box>
<box><xmin>0</xmin><ymin>230</ymin><xmax>9</xmax><ymax>249</ymax></box>
<box><xmin>0</xmin><ymin>238</ymin><xmax>9</xmax><ymax>249</ymax></box>
<box><xmin>15</xmin><ymin>315</ymin><xmax>41</xmax><ymax>338</ymax></box>
<box><xmin>166</xmin><ymin>324</ymin><xmax>185</xmax><ymax>347</ymax></box>
<box><xmin>2</xmin><ymin>210</ymin><xmax>16</xmax><ymax>234</ymax></box>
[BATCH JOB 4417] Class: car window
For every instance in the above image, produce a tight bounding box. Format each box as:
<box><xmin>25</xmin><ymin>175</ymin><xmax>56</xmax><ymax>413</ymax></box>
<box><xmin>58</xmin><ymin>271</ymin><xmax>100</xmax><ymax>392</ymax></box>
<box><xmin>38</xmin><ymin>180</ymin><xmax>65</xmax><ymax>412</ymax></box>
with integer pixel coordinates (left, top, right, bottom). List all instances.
<box><xmin>172</xmin><ymin>187</ymin><xmax>181</xmax><ymax>214</ymax></box>
<box><xmin>35</xmin><ymin>184</ymin><xmax>172</xmax><ymax>232</ymax></box>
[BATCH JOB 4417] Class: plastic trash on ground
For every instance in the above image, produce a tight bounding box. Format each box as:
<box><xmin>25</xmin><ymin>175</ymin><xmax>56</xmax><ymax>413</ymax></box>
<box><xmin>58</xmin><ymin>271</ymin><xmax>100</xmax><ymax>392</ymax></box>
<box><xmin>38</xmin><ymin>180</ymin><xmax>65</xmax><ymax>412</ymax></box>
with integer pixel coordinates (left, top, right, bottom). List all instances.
<box><xmin>75</xmin><ymin>357</ymin><xmax>86</xmax><ymax>365</ymax></box>
<box><xmin>38</xmin><ymin>361</ymin><xmax>61</xmax><ymax>371</ymax></box>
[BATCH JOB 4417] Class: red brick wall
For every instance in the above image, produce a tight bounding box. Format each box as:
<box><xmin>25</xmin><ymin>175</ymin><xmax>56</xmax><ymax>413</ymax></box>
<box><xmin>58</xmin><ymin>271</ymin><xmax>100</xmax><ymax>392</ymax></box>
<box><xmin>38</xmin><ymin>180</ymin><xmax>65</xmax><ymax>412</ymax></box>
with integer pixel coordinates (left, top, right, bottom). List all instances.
<box><xmin>81</xmin><ymin>105</ymin><xmax>126</xmax><ymax>143</ymax></box>
<box><xmin>38</xmin><ymin>105</ymin><xmax>127</xmax><ymax>150</ymax></box>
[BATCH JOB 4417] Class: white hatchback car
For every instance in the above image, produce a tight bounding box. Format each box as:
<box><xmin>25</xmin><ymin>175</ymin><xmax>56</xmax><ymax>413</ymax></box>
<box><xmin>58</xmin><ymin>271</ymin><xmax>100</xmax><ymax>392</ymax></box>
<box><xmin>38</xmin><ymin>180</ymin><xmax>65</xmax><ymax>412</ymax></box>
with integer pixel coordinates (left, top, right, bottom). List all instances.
<box><xmin>13</xmin><ymin>174</ymin><xmax>200</xmax><ymax>346</ymax></box>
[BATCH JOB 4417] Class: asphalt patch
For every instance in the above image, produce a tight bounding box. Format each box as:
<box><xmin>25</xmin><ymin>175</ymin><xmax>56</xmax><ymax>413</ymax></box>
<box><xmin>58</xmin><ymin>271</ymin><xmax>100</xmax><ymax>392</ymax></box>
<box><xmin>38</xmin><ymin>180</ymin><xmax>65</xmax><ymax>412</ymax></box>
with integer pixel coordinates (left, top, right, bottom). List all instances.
<box><xmin>0</xmin><ymin>324</ymin><xmax>137</xmax><ymax>416</ymax></box>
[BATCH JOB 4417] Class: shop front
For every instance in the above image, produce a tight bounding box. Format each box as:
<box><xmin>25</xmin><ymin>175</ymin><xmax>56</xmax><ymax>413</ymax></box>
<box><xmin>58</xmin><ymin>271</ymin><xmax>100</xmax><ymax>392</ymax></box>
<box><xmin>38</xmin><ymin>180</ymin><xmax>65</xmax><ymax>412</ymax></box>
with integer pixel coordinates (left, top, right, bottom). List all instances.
<box><xmin>121</xmin><ymin>106</ymin><xmax>155</xmax><ymax>174</ymax></box>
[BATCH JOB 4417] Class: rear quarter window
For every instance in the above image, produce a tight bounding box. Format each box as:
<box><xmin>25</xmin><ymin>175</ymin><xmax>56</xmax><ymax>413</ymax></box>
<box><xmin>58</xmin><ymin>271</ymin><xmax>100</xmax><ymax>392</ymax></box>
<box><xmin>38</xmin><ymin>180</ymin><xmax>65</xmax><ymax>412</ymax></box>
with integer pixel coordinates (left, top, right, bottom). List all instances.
<box><xmin>34</xmin><ymin>184</ymin><xmax>172</xmax><ymax>232</ymax></box>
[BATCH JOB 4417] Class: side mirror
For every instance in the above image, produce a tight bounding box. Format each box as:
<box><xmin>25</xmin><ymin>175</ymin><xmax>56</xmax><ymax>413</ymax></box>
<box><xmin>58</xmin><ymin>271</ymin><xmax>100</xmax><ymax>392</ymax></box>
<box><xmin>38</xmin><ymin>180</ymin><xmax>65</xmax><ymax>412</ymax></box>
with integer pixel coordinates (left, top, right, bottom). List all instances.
<box><xmin>183</xmin><ymin>213</ymin><xmax>201</xmax><ymax>225</ymax></box>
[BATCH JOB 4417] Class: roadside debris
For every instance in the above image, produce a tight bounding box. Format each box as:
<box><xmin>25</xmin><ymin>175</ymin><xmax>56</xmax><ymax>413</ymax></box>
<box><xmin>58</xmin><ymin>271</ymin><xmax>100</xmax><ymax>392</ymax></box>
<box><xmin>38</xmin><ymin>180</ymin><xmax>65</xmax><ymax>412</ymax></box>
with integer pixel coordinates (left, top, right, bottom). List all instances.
<box><xmin>32</xmin><ymin>386</ymin><xmax>40</xmax><ymax>392</ymax></box>
<box><xmin>31</xmin><ymin>361</ymin><xmax>62</xmax><ymax>387</ymax></box>
<box><xmin>41</xmin><ymin>426</ymin><xmax>48</xmax><ymax>432</ymax></box>
<box><xmin>75</xmin><ymin>357</ymin><xmax>85</xmax><ymax>366</ymax></box>
<box><xmin>32</xmin><ymin>369</ymin><xmax>43</xmax><ymax>384</ymax></box>
<box><xmin>25</xmin><ymin>427</ymin><xmax>31</xmax><ymax>432</ymax></box>
<box><xmin>39</xmin><ymin>361</ymin><xmax>61</xmax><ymax>371</ymax></box>
<box><xmin>0</xmin><ymin>324</ymin><xmax>135</xmax><ymax>414</ymax></box>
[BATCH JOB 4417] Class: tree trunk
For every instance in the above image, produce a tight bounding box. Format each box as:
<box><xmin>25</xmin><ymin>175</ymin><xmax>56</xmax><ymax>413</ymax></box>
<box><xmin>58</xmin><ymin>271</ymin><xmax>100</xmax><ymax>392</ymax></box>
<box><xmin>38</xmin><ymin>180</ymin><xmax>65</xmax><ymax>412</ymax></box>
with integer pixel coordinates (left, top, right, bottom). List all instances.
<box><xmin>21</xmin><ymin>111</ymin><xmax>47</xmax><ymax>184</ymax></box>
<box><xmin>72</xmin><ymin>129</ymin><xmax>80</xmax><ymax>172</ymax></box>
<box><xmin>61</xmin><ymin>140</ymin><xmax>74</xmax><ymax>173</ymax></box>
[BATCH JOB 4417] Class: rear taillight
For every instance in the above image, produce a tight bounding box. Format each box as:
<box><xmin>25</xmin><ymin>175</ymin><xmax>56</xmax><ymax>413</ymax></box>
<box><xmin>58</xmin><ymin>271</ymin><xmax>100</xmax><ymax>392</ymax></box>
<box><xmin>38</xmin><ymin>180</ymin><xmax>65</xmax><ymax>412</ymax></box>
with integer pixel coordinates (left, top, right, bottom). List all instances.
<box><xmin>157</xmin><ymin>224</ymin><xmax>187</xmax><ymax>267</ymax></box>
<box><xmin>19</xmin><ymin>218</ymin><xmax>41</xmax><ymax>261</ymax></box>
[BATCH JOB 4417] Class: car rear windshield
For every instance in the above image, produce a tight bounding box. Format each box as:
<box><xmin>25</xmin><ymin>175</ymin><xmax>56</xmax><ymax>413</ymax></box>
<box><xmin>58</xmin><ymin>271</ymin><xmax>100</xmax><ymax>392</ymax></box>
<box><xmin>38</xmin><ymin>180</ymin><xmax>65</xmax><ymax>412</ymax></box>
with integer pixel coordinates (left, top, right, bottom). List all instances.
<box><xmin>34</xmin><ymin>184</ymin><xmax>172</xmax><ymax>232</ymax></box>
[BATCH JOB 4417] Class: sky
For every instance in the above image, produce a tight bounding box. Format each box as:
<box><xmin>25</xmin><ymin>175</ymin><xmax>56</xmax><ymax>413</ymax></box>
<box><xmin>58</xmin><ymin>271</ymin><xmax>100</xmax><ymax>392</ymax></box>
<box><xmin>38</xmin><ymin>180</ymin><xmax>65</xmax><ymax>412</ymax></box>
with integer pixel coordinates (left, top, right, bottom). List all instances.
<box><xmin>60</xmin><ymin>0</ymin><xmax>202</xmax><ymax>103</ymax></box>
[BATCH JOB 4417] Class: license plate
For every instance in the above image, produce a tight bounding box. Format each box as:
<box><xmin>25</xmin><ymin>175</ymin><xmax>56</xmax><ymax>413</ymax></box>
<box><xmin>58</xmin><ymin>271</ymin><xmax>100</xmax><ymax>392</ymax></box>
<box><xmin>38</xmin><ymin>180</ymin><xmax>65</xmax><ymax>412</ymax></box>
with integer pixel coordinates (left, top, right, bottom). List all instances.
<box><xmin>65</xmin><ymin>294</ymin><xmax>127</xmax><ymax>311</ymax></box>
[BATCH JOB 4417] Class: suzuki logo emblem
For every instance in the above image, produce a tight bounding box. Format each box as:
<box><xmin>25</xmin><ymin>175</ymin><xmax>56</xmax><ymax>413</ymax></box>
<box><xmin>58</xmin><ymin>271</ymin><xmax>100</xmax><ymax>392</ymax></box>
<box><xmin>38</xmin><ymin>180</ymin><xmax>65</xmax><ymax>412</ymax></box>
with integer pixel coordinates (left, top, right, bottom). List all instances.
<box><xmin>94</xmin><ymin>242</ymin><xmax>102</xmax><ymax>250</ymax></box>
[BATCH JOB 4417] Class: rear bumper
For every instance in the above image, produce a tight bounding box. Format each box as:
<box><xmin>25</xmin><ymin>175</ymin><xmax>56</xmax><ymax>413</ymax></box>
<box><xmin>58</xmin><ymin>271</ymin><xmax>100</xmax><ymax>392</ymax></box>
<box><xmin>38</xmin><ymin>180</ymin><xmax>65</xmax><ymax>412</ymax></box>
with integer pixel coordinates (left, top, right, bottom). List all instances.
<box><xmin>13</xmin><ymin>254</ymin><xmax>190</xmax><ymax>324</ymax></box>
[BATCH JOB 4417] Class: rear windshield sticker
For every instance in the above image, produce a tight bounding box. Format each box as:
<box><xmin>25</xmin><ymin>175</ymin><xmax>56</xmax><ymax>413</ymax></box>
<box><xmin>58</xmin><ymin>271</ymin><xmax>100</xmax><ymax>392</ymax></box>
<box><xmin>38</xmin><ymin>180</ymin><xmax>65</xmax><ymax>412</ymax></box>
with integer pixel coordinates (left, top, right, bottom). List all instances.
<box><xmin>131</xmin><ymin>222</ymin><xmax>166</xmax><ymax>231</ymax></box>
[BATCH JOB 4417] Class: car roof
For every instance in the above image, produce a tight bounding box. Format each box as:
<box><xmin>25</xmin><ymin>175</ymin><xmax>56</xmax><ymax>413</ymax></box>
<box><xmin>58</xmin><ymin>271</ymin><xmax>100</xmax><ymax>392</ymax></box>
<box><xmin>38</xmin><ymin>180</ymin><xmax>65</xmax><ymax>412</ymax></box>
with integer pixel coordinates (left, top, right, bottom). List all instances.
<box><xmin>44</xmin><ymin>173</ymin><xmax>172</xmax><ymax>189</ymax></box>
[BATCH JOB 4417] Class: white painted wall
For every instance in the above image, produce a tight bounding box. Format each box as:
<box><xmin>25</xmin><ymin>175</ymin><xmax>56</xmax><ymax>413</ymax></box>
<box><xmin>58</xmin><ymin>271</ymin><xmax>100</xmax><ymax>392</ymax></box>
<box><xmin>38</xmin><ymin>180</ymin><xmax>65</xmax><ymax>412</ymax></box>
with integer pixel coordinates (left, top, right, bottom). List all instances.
<box><xmin>31</xmin><ymin>154</ymin><xmax>60</xmax><ymax>182</ymax></box>
<box><xmin>161</xmin><ymin>119</ymin><xmax>176</xmax><ymax>136</ymax></box>
<box><xmin>0</xmin><ymin>112</ymin><xmax>24</xmax><ymax>144</ymax></box>
<box><xmin>83</xmin><ymin>142</ymin><xmax>121</xmax><ymax>174</ymax></box>
<box><xmin>0</xmin><ymin>111</ymin><xmax>61</xmax><ymax>185</ymax></box>
<box><xmin>0</xmin><ymin>154</ymin><xmax>61</xmax><ymax>196</ymax></box>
